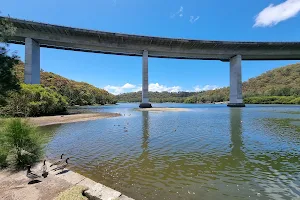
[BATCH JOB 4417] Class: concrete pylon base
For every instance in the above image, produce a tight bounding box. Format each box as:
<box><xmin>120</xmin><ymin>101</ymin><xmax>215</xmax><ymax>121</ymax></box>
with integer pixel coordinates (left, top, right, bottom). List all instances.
<box><xmin>227</xmin><ymin>103</ymin><xmax>245</xmax><ymax>107</ymax></box>
<box><xmin>139</xmin><ymin>103</ymin><xmax>152</xmax><ymax>108</ymax></box>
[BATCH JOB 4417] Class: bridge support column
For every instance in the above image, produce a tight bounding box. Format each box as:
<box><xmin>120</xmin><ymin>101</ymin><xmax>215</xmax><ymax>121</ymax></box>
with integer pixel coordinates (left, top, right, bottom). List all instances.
<box><xmin>25</xmin><ymin>38</ymin><xmax>40</xmax><ymax>84</ymax></box>
<box><xmin>227</xmin><ymin>55</ymin><xmax>245</xmax><ymax>107</ymax></box>
<box><xmin>139</xmin><ymin>50</ymin><xmax>152</xmax><ymax>108</ymax></box>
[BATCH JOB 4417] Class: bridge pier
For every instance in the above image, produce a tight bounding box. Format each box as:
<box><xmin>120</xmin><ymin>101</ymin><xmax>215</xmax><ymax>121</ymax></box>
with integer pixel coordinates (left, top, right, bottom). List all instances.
<box><xmin>227</xmin><ymin>55</ymin><xmax>245</xmax><ymax>107</ymax></box>
<box><xmin>25</xmin><ymin>38</ymin><xmax>40</xmax><ymax>84</ymax></box>
<box><xmin>139</xmin><ymin>50</ymin><xmax>152</xmax><ymax>108</ymax></box>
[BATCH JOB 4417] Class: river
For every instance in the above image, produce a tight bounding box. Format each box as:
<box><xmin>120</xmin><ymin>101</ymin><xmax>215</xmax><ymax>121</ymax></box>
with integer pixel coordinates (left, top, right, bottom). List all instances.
<box><xmin>43</xmin><ymin>103</ymin><xmax>300</xmax><ymax>200</ymax></box>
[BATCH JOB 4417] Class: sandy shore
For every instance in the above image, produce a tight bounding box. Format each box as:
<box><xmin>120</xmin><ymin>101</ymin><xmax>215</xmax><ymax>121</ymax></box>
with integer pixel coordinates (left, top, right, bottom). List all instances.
<box><xmin>135</xmin><ymin>107</ymin><xmax>190</xmax><ymax>112</ymax></box>
<box><xmin>29</xmin><ymin>113</ymin><xmax>121</xmax><ymax>126</ymax></box>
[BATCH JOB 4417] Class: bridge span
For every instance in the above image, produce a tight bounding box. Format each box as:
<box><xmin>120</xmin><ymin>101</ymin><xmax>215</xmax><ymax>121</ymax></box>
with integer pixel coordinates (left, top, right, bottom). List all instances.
<box><xmin>2</xmin><ymin>17</ymin><xmax>300</xmax><ymax>107</ymax></box>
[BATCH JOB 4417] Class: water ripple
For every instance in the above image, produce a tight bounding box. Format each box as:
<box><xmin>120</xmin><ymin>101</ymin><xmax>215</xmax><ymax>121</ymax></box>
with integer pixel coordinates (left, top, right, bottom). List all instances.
<box><xmin>45</xmin><ymin>104</ymin><xmax>300</xmax><ymax>200</ymax></box>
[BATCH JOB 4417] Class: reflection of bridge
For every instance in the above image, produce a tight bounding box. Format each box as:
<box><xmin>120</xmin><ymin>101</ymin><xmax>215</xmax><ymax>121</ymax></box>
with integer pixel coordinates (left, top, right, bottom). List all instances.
<box><xmin>140</xmin><ymin>109</ymin><xmax>245</xmax><ymax>163</ymax></box>
<box><xmin>3</xmin><ymin>17</ymin><xmax>300</xmax><ymax>107</ymax></box>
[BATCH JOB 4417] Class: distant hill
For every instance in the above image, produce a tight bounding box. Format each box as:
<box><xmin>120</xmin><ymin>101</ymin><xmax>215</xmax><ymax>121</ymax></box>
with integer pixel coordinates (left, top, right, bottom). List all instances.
<box><xmin>117</xmin><ymin>63</ymin><xmax>300</xmax><ymax>104</ymax></box>
<box><xmin>116</xmin><ymin>91</ymin><xmax>201</xmax><ymax>103</ymax></box>
<box><xmin>15</xmin><ymin>63</ymin><xmax>117</xmax><ymax>106</ymax></box>
<box><xmin>243</xmin><ymin>63</ymin><xmax>300</xmax><ymax>96</ymax></box>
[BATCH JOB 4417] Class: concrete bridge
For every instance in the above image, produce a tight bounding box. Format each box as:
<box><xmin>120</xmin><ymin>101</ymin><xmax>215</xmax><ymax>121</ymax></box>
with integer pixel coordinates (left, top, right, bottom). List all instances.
<box><xmin>3</xmin><ymin>17</ymin><xmax>300</xmax><ymax>107</ymax></box>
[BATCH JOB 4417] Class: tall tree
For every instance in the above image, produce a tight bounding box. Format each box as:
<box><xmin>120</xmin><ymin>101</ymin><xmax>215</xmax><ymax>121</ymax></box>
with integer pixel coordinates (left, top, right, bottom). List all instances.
<box><xmin>0</xmin><ymin>17</ymin><xmax>16</xmax><ymax>43</ymax></box>
<box><xmin>0</xmin><ymin>17</ymin><xmax>20</xmax><ymax>105</ymax></box>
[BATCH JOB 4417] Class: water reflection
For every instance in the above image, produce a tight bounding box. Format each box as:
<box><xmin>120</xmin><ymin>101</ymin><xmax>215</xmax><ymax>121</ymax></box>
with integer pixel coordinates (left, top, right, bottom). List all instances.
<box><xmin>44</xmin><ymin>104</ymin><xmax>300</xmax><ymax>200</ymax></box>
<box><xmin>230</xmin><ymin>108</ymin><xmax>245</xmax><ymax>161</ymax></box>
<box><xmin>140</xmin><ymin>111</ymin><xmax>150</xmax><ymax>165</ymax></box>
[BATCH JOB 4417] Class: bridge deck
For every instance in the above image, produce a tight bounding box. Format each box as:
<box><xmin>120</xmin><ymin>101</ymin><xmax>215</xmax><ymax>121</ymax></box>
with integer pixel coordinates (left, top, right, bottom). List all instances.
<box><xmin>2</xmin><ymin>17</ymin><xmax>300</xmax><ymax>61</ymax></box>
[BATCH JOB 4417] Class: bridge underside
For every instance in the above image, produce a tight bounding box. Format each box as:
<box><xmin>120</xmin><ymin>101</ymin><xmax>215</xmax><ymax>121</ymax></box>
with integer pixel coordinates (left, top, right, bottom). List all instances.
<box><xmin>8</xmin><ymin>35</ymin><xmax>300</xmax><ymax>61</ymax></box>
<box><xmin>3</xmin><ymin>17</ymin><xmax>300</xmax><ymax>107</ymax></box>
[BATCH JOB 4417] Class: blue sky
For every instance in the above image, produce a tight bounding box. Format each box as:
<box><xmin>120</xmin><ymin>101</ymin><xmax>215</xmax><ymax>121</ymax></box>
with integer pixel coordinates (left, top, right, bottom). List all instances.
<box><xmin>1</xmin><ymin>0</ymin><xmax>300</xmax><ymax>94</ymax></box>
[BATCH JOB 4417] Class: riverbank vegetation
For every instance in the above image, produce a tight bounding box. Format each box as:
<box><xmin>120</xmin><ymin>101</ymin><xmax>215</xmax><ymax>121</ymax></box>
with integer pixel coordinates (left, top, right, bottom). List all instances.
<box><xmin>117</xmin><ymin>63</ymin><xmax>300</xmax><ymax>104</ymax></box>
<box><xmin>116</xmin><ymin>91</ymin><xmax>200</xmax><ymax>103</ymax></box>
<box><xmin>0</xmin><ymin>119</ymin><xmax>44</xmax><ymax>169</ymax></box>
<box><xmin>0</xmin><ymin>60</ymin><xmax>117</xmax><ymax>117</ymax></box>
<box><xmin>0</xmin><ymin>61</ymin><xmax>117</xmax><ymax>117</ymax></box>
<box><xmin>0</xmin><ymin>18</ymin><xmax>117</xmax><ymax>117</ymax></box>
<box><xmin>1</xmin><ymin>84</ymin><xmax>68</xmax><ymax>117</ymax></box>
<box><xmin>15</xmin><ymin>63</ymin><xmax>117</xmax><ymax>106</ymax></box>
<box><xmin>244</xmin><ymin>96</ymin><xmax>300</xmax><ymax>104</ymax></box>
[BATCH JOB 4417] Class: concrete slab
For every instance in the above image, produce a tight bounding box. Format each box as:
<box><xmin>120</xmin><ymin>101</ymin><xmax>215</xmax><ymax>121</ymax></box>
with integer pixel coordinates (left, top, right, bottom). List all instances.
<box><xmin>77</xmin><ymin>177</ymin><xmax>98</xmax><ymax>188</ymax></box>
<box><xmin>0</xmin><ymin>161</ymin><xmax>134</xmax><ymax>200</ymax></box>
<box><xmin>0</xmin><ymin>166</ymin><xmax>72</xmax><ymax>200</ymax></box>
<box><xmin>84</xmin><ymin>183</ymin><xmax>122</xmax><ymax>200</ymax></box>
<box><xmin>54</xmin><ymin>170</ymin><xmax>86</xmax><ymax>185</ymax></box>
<box><xmin>118</xmin><ymin>194</ymin><xmax>135</xmax><ymax>200</ymax></box>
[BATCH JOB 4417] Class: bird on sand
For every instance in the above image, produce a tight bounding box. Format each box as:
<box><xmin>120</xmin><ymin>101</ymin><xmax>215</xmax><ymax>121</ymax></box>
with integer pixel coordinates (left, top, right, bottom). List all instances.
<box><xmin>26</xmin><ymin>165</ymin><xmax>41</xmax><ymax>180</ymax></box>
<box><xmin>52</xmin><ymin>158</ymin><xmax>69</xmax><ymax>171</ymax></box>
<box><xmin>41</xmin><ymin>160</ymin><xmax>47</xmax><ymax>173</ymax></box>
<box><xmin>40</xmin><ymin>160</ymin><xmax>49</xmax><ymax>178</ymax></box>
<box><xmin>50</xmin><ymin>154</ymin><xmax>64</xmax><ymax>167</ymax></box>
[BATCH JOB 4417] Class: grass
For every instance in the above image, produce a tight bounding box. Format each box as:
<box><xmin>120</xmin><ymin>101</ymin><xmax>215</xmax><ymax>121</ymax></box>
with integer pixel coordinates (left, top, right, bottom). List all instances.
<box><xmin>267</xmin><ymin>118</ymin><xmax>300</xmax><ymax>132</ymax></box>
<box><xmin>54</xmin><ymin>186</ymin><xmax>88</xmax><ymax>200</ymax></box>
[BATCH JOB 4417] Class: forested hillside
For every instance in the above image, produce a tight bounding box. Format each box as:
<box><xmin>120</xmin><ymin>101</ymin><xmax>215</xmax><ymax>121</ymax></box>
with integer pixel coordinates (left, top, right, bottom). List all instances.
<box><xmin>243</xmin><ymin>63</ymin><xmax>300</xmax><ymax>96</ymax></box>
<box><xmin>117</xmin><ymin>63</ymin><xmax>300</xmax><ymax>104</ymax></box>
<box><xmin>116</xmin><ymin>91</ymin><xmax>201</xmax><ymax>103</ymax></box>
<box><xmin>0</xmin><ymin>18</ymin><xmax>115</xmax><ymax>117</ymax></box>
<box><xmin>15</xmin><ymin>63</ymin><xmax>117</xmax><ymax>106</ymax></box>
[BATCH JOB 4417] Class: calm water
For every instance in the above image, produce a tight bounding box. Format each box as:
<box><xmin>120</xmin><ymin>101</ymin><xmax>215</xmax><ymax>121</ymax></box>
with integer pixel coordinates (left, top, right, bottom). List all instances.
<box><xmin>44</xmin><ymin>103</ymin><xmax>300</xmax><ymax>200</ymax></box>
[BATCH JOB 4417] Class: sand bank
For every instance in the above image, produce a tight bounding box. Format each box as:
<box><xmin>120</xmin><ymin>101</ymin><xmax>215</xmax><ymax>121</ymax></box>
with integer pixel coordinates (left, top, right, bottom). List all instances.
<box><xmin>29</xmin><ymin>113</ymin><xmax>121</xmax><ymax>126</ymax></box>
<box><xmin>135</xmin><ymin>107</ymin><xmax>190</xmax><ymax>112</ymax></box>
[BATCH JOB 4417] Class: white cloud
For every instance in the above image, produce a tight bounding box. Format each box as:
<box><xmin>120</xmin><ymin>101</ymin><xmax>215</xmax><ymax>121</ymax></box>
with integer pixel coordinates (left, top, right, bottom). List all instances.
<box><xmin>132</xmin><ymin>86</ymin><xmax>142</xmax><ymax>92</ymax></box>
<box><xmin>171</xmin><ymin>6</ymin><xmax>184</xmax><ymax>18</ymax></box>
<box><xmin>104</xmin><ymin>83</ymin><xmax>220</xmax><ymax>95</ymax></box>
<box><xmin>254</xmin><ymin>0</ymin><xmax>300</xmax><ymax>27</ymax></box>
<box><xmin>122</xmin><ymin>83</ymin><xmax>136</xmax><ymax>89</ymax></box>
<box><xmin>149</xmin><ymin>83</ymin><xmax>181</xmax><ymax>92</ymax></box>
<box><xmin>194</xmin><ymin>85</ymin><xmax>220</xmax><ymax>92</ymax></box>
<box><xmin>178</xmin><ymin>6</ymin><xmax>183</xmax><ymax>17</ymax></box>
<box><xmin>189</xmin><ymin>16</ymin><xmax>200</xmax><ymax>23</ymax></box>
<box><xmin>104</xmin><ymin>83</ymin><xmax>136</xmax><ymax>95</ymax></box>
<box><xmin>104</xmin><ymin>83</ymin><xmax>182</xmax><ymax>94</ymax></box>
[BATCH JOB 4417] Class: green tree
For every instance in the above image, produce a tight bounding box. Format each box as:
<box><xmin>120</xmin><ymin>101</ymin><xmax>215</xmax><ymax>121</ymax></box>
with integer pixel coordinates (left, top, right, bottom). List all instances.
<box><xmin>2</xmin><ymin>84</ymin><xmax>68</xmax><ymax>117</ymax></box>
<box><xmin>0</xmin><ymin>17</ymin><xmax>16</xmax><ymax>42</ymax></box>
<box><xmin>0</xmin><ymin>18</ymin><xmax>20</xmax><ymax>105</ymax></box>
<box><xmin>0</xmin><ymin>51</ymin><xmax>20</xmax><ymax>105</ymax></box>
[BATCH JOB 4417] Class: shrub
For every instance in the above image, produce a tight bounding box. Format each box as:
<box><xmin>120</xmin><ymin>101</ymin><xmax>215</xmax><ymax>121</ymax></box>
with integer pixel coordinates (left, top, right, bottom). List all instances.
<box><xmin>290</xmin><ymin>97</ymin><xmax>300</xmax><ymax>104</ymax></box>
<box><xmin>244</xmin><ymin>96</ymin><xmax>300</xmax><ymax>104</ymax></box>
<box><xmin>1</xmin><ymin>84</ymin><xmax>68</xmax><ymax>117</ymax></box>
<box><xmin>0</xmin><ymin>119</ymin><xmax>44</xmax><ymax>169</ymax></box>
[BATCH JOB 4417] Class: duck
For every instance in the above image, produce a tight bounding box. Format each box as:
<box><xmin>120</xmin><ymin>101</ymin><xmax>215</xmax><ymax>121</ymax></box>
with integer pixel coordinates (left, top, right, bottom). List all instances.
<box><xmin>52</xmin><ymin>158</ymin><xmax>69</xmax><ymax>171</ymax></box>
<box><xmin>50</xmin><ymin>154</ymin><xmax>64</xmax><ymax>167</ymax></box>
<box><xmin>26</xmin><ymin>165</ymin><xmax>41</xmax><ymax>180</ymax></box>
